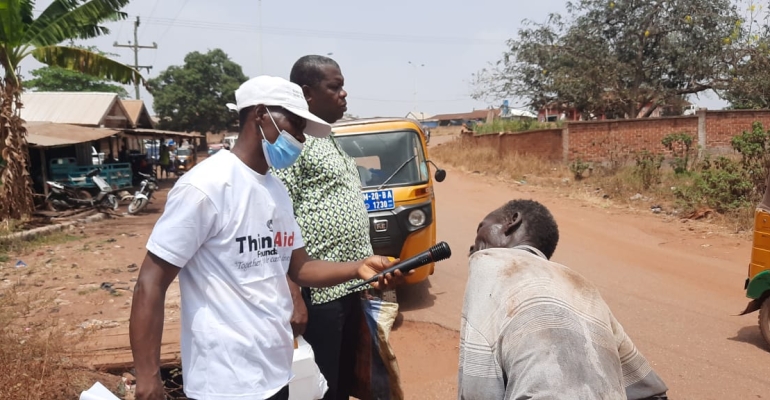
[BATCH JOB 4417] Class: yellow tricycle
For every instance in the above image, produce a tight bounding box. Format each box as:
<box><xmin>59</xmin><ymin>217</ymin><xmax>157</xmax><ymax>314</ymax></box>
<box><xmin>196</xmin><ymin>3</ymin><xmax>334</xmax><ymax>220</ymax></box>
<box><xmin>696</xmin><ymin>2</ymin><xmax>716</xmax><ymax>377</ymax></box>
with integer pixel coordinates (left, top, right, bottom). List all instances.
<box><xmin>333</xmin><ymin>118</ymin><xmax>446</xmax><ymax>301</ymax></box>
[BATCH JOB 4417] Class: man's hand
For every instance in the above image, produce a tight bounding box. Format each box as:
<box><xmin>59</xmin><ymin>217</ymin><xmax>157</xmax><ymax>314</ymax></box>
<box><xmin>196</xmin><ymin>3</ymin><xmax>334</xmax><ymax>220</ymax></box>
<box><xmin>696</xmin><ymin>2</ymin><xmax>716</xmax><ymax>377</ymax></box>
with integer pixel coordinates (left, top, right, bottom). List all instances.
<box><xmin>135</xmin><ymin>375</ymin><xmax>166</xmax><ymax>400</ymax></box>
<box><xmin>357</xmin><ymin>255</ymin><xmax>409</xmax><ymax>291</ymax></box>
<box><xmin>288</xmin><ymin>277</ymin><xmax>308</xmax><ymax>337</ymax></box>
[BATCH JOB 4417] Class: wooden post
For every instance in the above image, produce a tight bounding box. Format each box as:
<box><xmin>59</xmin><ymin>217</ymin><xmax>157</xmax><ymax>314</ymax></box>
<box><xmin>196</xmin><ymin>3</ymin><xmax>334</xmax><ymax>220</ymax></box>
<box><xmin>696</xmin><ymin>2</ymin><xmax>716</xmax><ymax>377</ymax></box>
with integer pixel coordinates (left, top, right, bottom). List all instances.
<box><xmin>193</xmin><ymin>137</ymin><xmax>198</xmax><ymax>165</ymax></box>
<box><xmin>39</xmin><ymin>147</ymin><xmax>49</xmax><ymax>197</ymax></box>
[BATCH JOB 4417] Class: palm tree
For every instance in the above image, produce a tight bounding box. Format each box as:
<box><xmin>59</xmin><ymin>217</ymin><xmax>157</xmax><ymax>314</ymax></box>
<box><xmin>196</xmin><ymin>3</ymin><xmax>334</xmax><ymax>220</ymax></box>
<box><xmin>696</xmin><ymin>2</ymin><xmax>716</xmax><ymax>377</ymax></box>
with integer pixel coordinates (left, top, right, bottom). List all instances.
<box><xmin>0</xmin><ymin>0</ymin><xmax>142</xmax><ymax>221</ymax></box>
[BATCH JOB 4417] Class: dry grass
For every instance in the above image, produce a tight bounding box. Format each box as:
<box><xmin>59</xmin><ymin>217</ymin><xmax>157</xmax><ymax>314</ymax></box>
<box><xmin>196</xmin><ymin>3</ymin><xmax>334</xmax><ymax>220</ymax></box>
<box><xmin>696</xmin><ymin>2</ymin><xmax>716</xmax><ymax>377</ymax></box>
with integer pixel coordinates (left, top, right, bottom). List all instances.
<box><xmin>474</xmin><ymin>119</ymin><xmax>564</xmax><ymax>135</ymax></box>
<box><xmin>431</xmin><ymin>137</ymin><xmax>569</xmax><ymax>182</ymax></box>
<box><xmin>0</xmin><ymin>227</ymin><xmax>121</xmax><ymax>399</ymax></box>
<box><xmin>0</xmin><ymin>284</ymin><xmax>121</xmax><ymax>399</ymax></box>
<box><xmin>432</xmin><ymin>137</ymin><xmax>756</xmax><ymax>234</ymax></box>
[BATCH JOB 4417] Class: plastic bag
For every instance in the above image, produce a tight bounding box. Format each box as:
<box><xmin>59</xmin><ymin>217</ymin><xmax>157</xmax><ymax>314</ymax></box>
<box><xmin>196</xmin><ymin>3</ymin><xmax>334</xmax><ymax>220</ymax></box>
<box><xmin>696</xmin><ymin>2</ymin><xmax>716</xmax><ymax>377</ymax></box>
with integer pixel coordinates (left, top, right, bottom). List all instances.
<box><xmin>79</xmin><ymin>382</ymin><xmax>120</xmax><ymax>400</ymax></box>
<box><xmin>350</xmin><ymin>295</ymin><xmax>404</xmax><ymax>400</ymax></box>
<box><xmin>290</xmin><ymin>335</ymin><xmax>328</xmax><ymax>400</ymax></box>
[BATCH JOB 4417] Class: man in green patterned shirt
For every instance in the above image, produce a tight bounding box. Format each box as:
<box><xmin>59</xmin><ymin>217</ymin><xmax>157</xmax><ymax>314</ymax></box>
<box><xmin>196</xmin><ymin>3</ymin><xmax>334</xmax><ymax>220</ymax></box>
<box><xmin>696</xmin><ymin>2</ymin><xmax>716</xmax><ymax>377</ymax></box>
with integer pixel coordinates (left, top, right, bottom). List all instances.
<box><xmin>273</xmin><ymin>55</ymin><xmax>375</xmax><ymax>400</ymax></box>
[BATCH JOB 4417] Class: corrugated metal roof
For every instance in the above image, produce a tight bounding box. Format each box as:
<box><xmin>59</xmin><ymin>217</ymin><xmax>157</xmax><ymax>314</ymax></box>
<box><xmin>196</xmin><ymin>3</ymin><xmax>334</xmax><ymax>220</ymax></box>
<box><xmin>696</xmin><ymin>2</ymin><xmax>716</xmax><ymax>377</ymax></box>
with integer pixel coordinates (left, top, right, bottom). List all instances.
<box><xmin>122</xmin><ymin>99</ymin><xmax>153</xmax><ymax>127</ymax></box>
<box><xmin>124</xmin><ymin>128</ymin><xmax>204</xmax><ymax>139</ymax></box>
<box><xmin>25</xmin><ymin>122</ymin><xmax>119</xmax><ymax>148</ymax></box>
<box><xmin>430</xmin><ymin>108</ymin><xmax>500</xmax><ymax>121</ymax></box>
<box><xmin>20</xmin><ymin>92</ymin><xmax>124</xmax><ymax>126</ymax></box>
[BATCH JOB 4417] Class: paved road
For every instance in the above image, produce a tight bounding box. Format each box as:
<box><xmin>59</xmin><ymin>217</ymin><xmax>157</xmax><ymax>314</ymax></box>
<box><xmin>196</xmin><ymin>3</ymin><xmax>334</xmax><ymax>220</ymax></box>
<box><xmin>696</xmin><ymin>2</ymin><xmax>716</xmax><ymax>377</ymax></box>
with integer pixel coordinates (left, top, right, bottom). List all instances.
<box><xmin>395</xmin><ymin>135</ymin><xmax>770</xmax><ymax>399</ymax></box>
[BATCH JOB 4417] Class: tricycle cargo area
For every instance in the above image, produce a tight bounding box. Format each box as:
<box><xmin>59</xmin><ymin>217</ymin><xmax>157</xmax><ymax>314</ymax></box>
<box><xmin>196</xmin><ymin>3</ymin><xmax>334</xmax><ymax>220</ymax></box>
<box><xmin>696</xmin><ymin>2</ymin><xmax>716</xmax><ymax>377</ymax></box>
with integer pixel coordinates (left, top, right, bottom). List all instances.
<box><xmin>49</xmin><ymin>157</ymin><xmax>132</xmax><ymax>191</ymax></box>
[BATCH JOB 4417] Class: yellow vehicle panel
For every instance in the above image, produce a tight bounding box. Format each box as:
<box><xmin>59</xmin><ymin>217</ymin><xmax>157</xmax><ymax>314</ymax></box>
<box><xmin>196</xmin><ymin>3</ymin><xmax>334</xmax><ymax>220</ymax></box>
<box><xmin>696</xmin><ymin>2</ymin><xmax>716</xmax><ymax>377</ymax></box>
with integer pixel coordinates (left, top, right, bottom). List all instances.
<box><xmin>333</xmin><ymin>118</ymin><xmax>443</xmax><ymax>285</ymax></box>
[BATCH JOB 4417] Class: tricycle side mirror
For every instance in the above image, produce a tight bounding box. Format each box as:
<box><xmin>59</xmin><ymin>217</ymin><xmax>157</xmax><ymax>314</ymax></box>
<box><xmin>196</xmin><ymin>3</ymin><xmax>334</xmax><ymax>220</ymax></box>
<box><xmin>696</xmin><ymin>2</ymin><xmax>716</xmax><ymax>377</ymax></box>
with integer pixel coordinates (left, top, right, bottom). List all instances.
<box><xmin>427</xmin><ymin>160</ymin><xmax>447</xmax><ymax>183</ymax></box>
<box><xmin>434</xmin><ymin>169</ymin><xmax>446</xmax><ymax>183</ymax></box>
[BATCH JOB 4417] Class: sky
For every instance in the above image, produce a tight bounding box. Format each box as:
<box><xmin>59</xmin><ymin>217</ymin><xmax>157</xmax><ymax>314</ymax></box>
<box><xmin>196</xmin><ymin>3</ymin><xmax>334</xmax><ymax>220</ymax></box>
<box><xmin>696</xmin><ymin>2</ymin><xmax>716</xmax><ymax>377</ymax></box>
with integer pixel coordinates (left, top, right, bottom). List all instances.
<box><xmin>24</xmin><ymin>0</ymin><xmax>729</xmax><ymax>119</ymax></box>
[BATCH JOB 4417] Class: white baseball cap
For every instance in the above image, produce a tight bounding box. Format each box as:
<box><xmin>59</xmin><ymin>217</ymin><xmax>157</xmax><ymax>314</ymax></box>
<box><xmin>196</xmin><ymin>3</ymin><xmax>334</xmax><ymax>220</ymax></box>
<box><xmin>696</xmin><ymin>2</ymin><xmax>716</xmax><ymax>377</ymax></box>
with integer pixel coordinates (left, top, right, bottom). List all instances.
<box><xmin>225</xmin><ymin>75</ymin><xmax>331</xmax><ymax>138</ymax></box>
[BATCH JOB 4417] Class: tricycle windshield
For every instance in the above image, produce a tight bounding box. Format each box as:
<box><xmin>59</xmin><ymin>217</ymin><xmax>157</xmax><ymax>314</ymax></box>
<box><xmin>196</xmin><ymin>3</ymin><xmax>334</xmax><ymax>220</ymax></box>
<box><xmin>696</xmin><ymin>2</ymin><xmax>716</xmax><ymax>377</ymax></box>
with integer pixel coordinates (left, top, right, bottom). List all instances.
<box><xmin>335</xmin><ymin>129</ymin><xmax>429</xmax><ymax>188</ymax></box>
<box><xmin>176</xmin><ymin>148</ymin><xmax>190</xmax><ymax>156</ymax></box>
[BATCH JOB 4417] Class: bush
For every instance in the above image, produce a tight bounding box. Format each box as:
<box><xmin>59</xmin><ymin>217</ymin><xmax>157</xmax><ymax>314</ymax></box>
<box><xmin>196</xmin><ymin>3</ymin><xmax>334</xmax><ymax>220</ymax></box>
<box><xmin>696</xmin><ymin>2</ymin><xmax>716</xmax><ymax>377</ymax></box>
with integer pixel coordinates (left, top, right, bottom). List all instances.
<box><xmin>661</xmin><ymin>132</ymin><xmax>694</xmax><ymax>174</ymax></box>
<box><xmin>569</xmin><ymin>159</ymin><xmax>591</xmax><ymax>180</ymax></box>
<box><xmin>674</xmin><ymin>156</ymin><xmax>754</xmax><ymax>212</ymax></box>
<box><xmin>731</xmin><ymin>121</ymin><xmax>770</xmax><ymax>196</ymax></box>
<box><xmin>633</xmin><ymin>150</ymin><xmax>664</xmax><ymax>190</ymax></box>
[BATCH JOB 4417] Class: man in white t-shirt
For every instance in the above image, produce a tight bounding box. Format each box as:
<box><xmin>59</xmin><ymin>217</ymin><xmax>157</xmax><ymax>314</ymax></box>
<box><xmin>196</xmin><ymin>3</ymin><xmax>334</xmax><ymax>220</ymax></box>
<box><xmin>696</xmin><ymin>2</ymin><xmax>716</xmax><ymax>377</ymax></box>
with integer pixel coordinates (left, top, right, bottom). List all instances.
<box><xmin>129</xmin><ymin>76</ymin><xmax>405</xmax><ymax>400</ymax></box>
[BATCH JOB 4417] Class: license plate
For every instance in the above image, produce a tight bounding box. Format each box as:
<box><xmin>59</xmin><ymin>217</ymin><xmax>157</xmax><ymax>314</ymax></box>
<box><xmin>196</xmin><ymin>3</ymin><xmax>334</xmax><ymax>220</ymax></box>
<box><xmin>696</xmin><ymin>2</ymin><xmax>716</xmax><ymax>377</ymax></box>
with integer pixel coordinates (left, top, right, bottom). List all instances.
<box><xmin>363</xmin><ymin>190</ymin><xmax>394</xmax><ymax>211</ymax></box>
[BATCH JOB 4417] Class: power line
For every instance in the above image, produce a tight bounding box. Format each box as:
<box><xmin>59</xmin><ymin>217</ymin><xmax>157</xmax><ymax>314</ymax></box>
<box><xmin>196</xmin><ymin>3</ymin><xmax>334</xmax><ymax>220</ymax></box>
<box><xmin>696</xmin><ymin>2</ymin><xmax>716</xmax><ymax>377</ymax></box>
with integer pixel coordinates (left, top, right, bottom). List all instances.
<box><xmin>140</xmin><ymin>0</ymin><xmax>161</xmax><ymax>41</ymax></box>
<box><xmin>150</xmin><ymin>0</ymin><xmax>190</xmax><ymax>66</ymax></box>
<box><xmin>131</xmin><ymin>15</ymin><xmax>506</xmax><ymax>46</ymax></box>
<box><xmin>113</xmin><ymin>16</ymin><xmax>157</xmax><ymax>99</ymax></box>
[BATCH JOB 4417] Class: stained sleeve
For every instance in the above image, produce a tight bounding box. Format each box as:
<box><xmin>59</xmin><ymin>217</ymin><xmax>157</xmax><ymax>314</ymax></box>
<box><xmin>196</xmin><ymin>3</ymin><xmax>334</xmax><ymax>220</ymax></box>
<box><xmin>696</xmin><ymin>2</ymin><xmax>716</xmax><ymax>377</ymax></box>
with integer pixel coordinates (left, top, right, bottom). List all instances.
<box><xmin>458</xmin><ymin>316</ymin><xmax>505</xmax><ymax>400</ymax></box>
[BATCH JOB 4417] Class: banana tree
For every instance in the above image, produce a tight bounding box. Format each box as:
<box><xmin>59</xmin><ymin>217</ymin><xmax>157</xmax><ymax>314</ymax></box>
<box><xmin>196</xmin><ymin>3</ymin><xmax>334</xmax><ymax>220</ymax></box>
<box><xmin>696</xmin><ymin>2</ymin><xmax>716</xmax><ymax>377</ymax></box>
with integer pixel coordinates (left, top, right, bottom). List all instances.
<box><xmin>0</xmin><ymin>0</ymin><xmax>142</xmax><ymax>221</ymax></box>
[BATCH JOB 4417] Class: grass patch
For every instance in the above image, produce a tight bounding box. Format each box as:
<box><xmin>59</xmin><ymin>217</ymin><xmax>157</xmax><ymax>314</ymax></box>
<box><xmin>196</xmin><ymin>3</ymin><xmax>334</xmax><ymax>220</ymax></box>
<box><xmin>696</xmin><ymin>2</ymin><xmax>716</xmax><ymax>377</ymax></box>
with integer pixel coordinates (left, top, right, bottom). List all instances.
<box><xmin>474</xmin><ymin>119</ymin><xmax>564</xmax><ymax>135</ymax></box>
<box><xmin>0</xmin><ymin>232</ymin><xmax>84</xmax><ymax>264</ymax></box>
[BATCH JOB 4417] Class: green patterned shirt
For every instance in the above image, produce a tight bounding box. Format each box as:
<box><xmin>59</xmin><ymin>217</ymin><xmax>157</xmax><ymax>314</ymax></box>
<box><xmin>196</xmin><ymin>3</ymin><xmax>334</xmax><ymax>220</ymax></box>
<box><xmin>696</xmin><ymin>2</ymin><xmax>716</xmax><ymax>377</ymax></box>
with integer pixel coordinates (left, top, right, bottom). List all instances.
<box><xmin>272</xmin><ymin>133</ymin><xmax>373</xmax><ymax>305</ymax></box>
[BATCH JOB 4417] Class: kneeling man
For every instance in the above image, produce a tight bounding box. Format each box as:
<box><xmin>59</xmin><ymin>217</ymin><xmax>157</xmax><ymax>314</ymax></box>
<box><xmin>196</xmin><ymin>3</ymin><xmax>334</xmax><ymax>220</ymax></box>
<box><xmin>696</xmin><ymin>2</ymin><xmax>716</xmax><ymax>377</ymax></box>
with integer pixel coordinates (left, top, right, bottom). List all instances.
<box><xmin>459</xmin><ymin>199</ymin><xmax>669</xmax><ymax>400</ymax></box>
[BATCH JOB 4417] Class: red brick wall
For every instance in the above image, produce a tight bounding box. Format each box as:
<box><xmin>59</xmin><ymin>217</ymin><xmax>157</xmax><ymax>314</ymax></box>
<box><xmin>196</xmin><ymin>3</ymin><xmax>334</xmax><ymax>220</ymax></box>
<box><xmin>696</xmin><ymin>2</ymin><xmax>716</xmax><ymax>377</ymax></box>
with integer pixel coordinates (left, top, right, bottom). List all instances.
<box><xmin>705</xmin><ymin>110</ymin><xmax>770</xmax><ymax>150</ymax></box>
<box><xmin>464</xmin><ymin>129</ymin><xmax>563</xmax><ymax>161</ymax></box>
<box><xmin>568</xmin><ymin>116</ymin><xmax>698</xmax><ymax>162</ymax></box>
<box><xmin>465</xmin><ymin>109</ymin><xmax>770</xmax><ymax>164</ymax></box>
<box><xmin>500</xmin><ymin>129</ymin><xmax>563</xmax><ymax>161</ymax></box>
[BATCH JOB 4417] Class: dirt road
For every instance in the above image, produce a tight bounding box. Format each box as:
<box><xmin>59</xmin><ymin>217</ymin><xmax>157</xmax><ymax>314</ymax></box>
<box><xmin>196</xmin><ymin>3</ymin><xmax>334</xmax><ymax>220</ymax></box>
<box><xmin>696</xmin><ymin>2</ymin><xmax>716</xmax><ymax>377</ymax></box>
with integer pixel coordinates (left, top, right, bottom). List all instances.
<box><xmin>6</xmin><ymin>136</ymin><xmax>770</xmax><ymax>399</ymax></box>
<box><xmin>390</xmin><ymin>136</ymin><xmax>770</xmax><ymax>399</ymax></box>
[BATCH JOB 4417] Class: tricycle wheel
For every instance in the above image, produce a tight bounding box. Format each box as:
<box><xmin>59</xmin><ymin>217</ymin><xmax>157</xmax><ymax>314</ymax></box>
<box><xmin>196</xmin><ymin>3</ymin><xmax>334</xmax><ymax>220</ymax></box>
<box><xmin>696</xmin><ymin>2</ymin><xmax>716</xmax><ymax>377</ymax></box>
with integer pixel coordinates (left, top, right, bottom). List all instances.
<box><xmin>760</xmin><ymin>297</ymin><xmax>770</xmax><ymax>348</ymax></box>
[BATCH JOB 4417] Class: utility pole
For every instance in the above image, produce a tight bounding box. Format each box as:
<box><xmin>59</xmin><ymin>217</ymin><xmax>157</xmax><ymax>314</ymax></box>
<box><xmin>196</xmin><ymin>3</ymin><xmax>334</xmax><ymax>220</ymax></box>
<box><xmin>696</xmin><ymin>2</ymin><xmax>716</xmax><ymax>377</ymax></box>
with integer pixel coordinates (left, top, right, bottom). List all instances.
<box><xmin>408</xmin><ymin>61</ymin><xmax>425</xmax><ymax>113</ymax></box>
<box><xmin>114</xmin><ymin>16</ymin><xmax>157</xmax><ymax>100</ymax></box>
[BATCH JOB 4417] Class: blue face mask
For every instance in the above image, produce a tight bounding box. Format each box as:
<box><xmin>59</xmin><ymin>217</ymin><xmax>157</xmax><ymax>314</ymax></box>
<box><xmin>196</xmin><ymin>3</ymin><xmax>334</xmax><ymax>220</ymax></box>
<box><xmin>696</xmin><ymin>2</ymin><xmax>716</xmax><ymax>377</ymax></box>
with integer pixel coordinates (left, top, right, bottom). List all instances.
<box><xmin>259</xmin><ymin>110</ymin><xmax>304</xmax><ymax>169</ymax></box>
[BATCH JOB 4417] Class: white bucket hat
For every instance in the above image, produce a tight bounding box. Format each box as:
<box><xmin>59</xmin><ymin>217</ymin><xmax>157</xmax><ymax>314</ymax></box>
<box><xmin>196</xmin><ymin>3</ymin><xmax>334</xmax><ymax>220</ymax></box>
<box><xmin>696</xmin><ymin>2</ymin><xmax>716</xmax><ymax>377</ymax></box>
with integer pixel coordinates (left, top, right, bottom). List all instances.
<box><xmin>225</xmin><ymin>76</ymin><xmax>331</xmax><ymax>138</ymax></box>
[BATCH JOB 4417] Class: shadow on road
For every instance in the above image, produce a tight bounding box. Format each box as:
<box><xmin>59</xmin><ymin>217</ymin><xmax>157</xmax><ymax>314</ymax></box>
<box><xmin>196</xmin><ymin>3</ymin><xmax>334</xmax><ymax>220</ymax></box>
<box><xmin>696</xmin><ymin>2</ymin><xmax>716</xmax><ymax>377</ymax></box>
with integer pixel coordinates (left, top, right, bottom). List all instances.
<box><xmin>396</xmin><ymin>279</ymin><xmax>437</xmax><ymax>312</ymax></box>
<box><xmin>728</xmin><ymin>325</ymin><xmax>770</xmax><ymax>352</ymax></box>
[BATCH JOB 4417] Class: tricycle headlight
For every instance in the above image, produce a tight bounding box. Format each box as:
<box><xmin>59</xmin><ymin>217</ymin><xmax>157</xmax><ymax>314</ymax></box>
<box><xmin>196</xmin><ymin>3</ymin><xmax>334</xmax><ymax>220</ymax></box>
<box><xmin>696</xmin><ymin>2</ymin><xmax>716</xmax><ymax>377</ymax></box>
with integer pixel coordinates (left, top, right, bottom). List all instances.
<box><xmin>408</xmin><ymin>209</ymin><xmax>426</xmax><ymax>227</ymax></box>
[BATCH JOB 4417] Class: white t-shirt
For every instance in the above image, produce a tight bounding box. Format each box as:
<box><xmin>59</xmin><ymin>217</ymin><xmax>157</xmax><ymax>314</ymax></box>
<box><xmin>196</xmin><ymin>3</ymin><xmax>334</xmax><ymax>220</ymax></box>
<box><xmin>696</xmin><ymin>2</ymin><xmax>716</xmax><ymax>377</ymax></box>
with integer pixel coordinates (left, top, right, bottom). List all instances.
<box><xmin>146</xmin><ymin>150</ymin><xmax>305</xmax><ymax>399</ymax></box>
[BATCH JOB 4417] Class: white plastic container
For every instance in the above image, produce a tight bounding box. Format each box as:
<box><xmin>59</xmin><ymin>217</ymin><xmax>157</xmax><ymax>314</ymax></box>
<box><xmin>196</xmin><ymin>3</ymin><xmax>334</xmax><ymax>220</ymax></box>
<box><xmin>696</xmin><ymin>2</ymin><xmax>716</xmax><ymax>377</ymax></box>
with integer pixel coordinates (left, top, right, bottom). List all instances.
<box><xmin>289</xmin><ymin>335</ymin><xmax>328</xmax><ymax>400</ymax></box>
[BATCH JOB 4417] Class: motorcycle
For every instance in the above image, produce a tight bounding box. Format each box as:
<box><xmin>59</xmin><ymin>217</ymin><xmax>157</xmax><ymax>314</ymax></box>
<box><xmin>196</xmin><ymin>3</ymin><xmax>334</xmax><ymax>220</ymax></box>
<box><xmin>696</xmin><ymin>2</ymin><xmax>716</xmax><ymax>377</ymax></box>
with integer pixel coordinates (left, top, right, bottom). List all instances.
<box><xmin>45</xmin><ymin>168</ymin><xmax>119</xmax><ymax>212</ymax></box>
<box><xmin>127</xmin><ymin>171</ymin><xmax>158</xmax><ymax>215</ymax></box>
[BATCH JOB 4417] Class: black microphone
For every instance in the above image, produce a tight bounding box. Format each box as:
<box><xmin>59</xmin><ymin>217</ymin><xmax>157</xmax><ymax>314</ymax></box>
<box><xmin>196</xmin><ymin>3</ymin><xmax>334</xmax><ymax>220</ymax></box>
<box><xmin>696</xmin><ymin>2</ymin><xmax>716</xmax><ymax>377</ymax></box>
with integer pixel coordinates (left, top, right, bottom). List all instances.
<box><xmin>347</xmin><ymin>241</ymin><xmax>452</xmax><ymax>291</ymax></box>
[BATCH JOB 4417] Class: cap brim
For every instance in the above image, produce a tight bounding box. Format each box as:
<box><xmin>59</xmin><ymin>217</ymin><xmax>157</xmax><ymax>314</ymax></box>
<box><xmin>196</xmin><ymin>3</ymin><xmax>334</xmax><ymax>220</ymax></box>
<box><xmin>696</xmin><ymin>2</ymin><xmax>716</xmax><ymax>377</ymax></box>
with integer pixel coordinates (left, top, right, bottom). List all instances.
<box><xmin>226</xmin><ymin>103</ymin><xmax>238</xmax><ymax>112</ymax></box>
<box><xmin>283</xmin><ymin>104</ymin><xmax>332</xmax><ymax>138</ymax></box>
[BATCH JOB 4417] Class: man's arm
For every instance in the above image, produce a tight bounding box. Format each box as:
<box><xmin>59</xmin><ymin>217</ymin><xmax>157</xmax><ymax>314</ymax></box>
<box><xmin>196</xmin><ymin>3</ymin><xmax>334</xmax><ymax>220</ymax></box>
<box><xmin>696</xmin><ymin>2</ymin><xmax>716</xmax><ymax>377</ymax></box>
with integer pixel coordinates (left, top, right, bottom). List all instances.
<box><xmin>458</xmin><ymin>317</ymin><xmax>505</xmax><ymax>400</ymax></box>
<box><xmin>272</xmin><ymin>149</ymin><xmax>309</xmax><ymax>337</ymax></box>
<box><xmin>288</xmin><ymin>247</ymin><xmax>404</xmax><ymax>290</ymax></box>
<box><xmin>129</xmin><ymin>252</ymin><xmax>181</xmax><ymax>400</ymax></box>
<box><xmin>286</xmin><ymin>276</ymin><xmax>307</xmax><ymax>337</ymax></box>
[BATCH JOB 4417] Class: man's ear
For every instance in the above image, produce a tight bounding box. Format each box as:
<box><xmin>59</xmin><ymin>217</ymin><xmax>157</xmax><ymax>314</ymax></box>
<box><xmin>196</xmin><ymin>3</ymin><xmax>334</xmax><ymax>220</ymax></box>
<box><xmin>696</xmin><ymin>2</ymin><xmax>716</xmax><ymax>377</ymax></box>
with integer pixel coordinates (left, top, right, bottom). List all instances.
<box><xmin>301</xmin><ymin>85</ymin><xmax>313</xmax><ymax>103</ymax></box>
<box><xmin>254</xmin><ymin>104</ymin><xmax>269</xmax><ymax>122</ymax></box>
<box><xmin>503</xmin><ymin>212</ymin><xmax>523</xmax><ymax>237</ymax></box>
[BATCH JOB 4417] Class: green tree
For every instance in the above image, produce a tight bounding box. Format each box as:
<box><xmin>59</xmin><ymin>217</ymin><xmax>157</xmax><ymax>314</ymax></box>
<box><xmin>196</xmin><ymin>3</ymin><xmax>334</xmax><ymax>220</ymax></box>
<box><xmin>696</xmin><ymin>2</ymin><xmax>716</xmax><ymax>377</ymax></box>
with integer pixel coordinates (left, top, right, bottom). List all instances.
<box><xmin>148</xmin><ymin>49</ymin><xmax>248</xmax><ymax>140</ymax></box>
<box><xmin>472</xmin><ymin>0</ymin><xmax>739</xmax><ymax>119</ymax></box>
<box><xmin>0</xmin><ymin>0</ymin><xmax>142</xmax><ymax>221</ymax></box>
<box><xmin>26</xmin><ymin>45</ymin><xmax>130</xmax><ymax>98</ymax></box>
<box><xmin>720</xmin><ymin>2</ymin><xmax>770</xmax><ymax>109</ymax></box>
